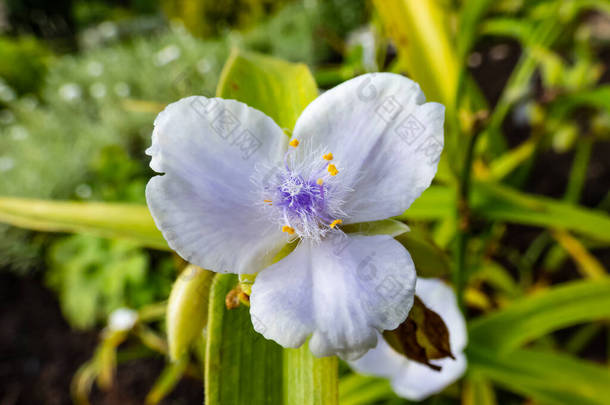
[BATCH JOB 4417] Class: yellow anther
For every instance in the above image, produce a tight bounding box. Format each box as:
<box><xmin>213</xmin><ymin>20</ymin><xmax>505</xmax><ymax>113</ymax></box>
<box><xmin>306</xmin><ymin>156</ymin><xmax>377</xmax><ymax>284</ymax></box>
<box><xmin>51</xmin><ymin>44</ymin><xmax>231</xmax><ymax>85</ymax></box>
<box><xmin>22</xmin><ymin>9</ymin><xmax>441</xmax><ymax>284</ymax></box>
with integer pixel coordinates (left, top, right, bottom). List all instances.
<box><xmin>316</xmin><ymin>178</ymin><xmax>324</xmax><ymax>185</ymax></box>
<box><xmin>282</xmin><ymin>225</ymin><xmax>295</xmax><ymax>235</ymax></box>
<box><xmin>323</xmin><ymin>153</ymin><xmax>333</xmax><ymax>160</ymax></box>
<box><xmin>327</xmin><ymin>163</ymin><xmax>339</xmax><ymax>176</ymax></box>
<box><xmin>263</xmin><ymin>199</ymin><xmax>272</xmax><ymax>205</ymax></box>
<box><xmin>330</xmin><ymin>219</ymin><xmax>343</xmax><ymax>229</ymax></box>
<box><xmin>289</xmin><ymin>139</ymin><xmax>300</xmax><ymax>147</ymax></box>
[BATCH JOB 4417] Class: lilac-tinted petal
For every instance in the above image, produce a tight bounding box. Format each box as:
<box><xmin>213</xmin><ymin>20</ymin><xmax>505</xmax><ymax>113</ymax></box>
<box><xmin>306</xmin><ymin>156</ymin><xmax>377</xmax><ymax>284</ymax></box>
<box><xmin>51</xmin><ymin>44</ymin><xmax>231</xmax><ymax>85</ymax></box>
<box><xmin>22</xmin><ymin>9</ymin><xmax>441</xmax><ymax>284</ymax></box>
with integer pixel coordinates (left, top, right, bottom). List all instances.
<box><xmin>348</xmin><ymin>278</ymin><xmax>467</xmax><ymax>401</ymax></box>
<box><xmin>146</xmin><ymin>96</ymin><xmax>289</xmax><ymax>274</ymax></box>
<box><xmin>291</xmin><ymin>73</ymin><xmax>444</xmax><ymax>223</ymax></box>
<box><xmin>250</xmin><ymin>234</ymin><xmax>416</xmax><ymax>360</ymax></box>
<box><xmin>391</xmin><ymin>353</ymin><xmax>467</xmax><ymax>401</ymax></box>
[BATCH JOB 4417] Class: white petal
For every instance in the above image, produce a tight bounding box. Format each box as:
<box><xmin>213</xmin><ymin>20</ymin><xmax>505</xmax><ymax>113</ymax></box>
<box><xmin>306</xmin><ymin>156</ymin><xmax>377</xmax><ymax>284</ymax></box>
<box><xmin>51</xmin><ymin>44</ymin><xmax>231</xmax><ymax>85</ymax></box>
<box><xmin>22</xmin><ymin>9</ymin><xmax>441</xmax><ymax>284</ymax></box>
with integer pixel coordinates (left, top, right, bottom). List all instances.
<box><xmin>291</xmin><ymin>73</ymin><xmax>444</xmax><ymax>223</ymax></box>
<box><xmin>250</xmin><ymin>234</ymin><xmax>416</xmax><ymax>360</ymax></box>
<box><xmin>391</xmin><ymin>353</ymin><xmax>467</xmax><ymax>401</ymax></box>
<box><xmin>146</xmin><ymin>96</ymin><xmax>289</xmax><ymax>274</ymax></box>
<box><xmin>348</xmin><ymin>277</ymin><xmax>467</xmax><ymax>401</ymax></box>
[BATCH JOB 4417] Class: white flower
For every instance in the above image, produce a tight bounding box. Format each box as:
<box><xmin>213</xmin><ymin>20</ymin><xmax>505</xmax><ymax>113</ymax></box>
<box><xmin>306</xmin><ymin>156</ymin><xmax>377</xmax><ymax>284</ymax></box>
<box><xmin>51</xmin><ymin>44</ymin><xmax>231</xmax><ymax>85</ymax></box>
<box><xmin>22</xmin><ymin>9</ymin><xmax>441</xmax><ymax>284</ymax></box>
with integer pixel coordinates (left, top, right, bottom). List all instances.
<box><xmin>348</xmin><ymin>278</ymin><xmax>467</xmax><ymax>401</ymax></box>
<box><xmin>108</xmin><ymin>307</ymin><xmax>138</xmax><ymax>332</ymax></box>
<box><xmin>146</xmin><ymin>73</ymin><xmax>445</xmax><ymax>359</ymax></box>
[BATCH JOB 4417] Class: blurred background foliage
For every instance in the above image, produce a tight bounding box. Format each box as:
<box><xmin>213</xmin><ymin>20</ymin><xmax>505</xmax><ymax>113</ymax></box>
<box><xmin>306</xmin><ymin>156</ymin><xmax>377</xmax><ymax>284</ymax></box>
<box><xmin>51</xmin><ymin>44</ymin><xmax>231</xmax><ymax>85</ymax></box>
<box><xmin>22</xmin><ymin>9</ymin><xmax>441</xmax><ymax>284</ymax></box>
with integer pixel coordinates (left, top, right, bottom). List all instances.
<box><xmin>0</xmin><ymin>0</ymin><xmax>608</xmax><ymax>404</ymax></box>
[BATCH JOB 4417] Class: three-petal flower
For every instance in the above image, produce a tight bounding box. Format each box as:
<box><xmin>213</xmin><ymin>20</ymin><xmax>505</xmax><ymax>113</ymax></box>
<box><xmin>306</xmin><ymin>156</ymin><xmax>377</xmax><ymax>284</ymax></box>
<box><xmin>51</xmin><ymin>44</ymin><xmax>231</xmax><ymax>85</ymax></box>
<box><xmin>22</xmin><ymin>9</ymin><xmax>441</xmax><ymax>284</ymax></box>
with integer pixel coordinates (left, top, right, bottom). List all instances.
<box><xmin>146</xmin><ymin>73</ymin><xmax>445</xmax><ymax>359</ymax></box>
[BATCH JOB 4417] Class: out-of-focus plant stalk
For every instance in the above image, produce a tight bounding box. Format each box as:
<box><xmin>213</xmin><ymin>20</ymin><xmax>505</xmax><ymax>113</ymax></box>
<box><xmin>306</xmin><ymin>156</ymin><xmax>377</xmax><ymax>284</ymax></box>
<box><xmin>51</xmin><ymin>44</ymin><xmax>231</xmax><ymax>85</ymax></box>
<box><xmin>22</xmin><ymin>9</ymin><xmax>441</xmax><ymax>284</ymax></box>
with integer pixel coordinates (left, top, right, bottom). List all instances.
<box><xmin>455</xmin><ymin>111</ymin><xmax>489</xmax><ymax>309</ymax></box>
<box><xmin>372</xmin><ymin>0</ymin><xmax>459</xmax><ymax>109</ymax></box>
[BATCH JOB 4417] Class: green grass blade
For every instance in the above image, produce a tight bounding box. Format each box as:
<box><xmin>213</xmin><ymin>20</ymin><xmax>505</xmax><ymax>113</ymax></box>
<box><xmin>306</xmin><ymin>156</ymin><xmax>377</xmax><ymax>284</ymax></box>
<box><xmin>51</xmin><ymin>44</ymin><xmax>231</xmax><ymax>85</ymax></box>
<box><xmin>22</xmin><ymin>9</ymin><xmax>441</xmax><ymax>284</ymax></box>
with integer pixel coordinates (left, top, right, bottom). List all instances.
<box><xmin>469</xmin><ymin>278</ymin><xmax>610</xmax><ymax>352</ymax></box>
<box><xmin>473</xmin><ymin>182</ymin><xmax>610</xmax><ymax>243</ymax></box>
<box><xmin>469</xmin><ymin>345</ymin><xmax>610</xmax><ymax>405</ymax></box>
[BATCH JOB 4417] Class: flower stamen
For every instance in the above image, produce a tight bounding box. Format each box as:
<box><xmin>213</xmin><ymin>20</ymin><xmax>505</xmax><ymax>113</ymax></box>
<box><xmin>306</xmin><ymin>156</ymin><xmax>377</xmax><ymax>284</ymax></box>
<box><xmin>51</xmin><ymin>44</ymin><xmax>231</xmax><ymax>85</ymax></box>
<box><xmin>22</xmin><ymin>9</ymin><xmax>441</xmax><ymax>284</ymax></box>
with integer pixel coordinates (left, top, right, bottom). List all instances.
<box><xmin>289</xmin><ymin>139</ymin><xmax>300</xmax><ymax>147</ymax></box>
<box><xmin>316</xmin><ymin>178</ymin><xmax>324</xmax><ymax>185</ymax></box>
<box><xmin>329</xmin><ymin>219</ymin><xmax>343</xmax><ymax>228</ymax></box>
<box><xmin>323</xmin><ymin>153</ymin><xmax>333</xmax><ymax>160</ymax></box>
<box><xmin>282</xmin><ymin>225</ymin><xmax>295</xmax><ymax>234</ymax></box>
<box><xmin>327</xmin><ymin>164</ymin><xmax>339</xmax><ymax>176</ymax></box>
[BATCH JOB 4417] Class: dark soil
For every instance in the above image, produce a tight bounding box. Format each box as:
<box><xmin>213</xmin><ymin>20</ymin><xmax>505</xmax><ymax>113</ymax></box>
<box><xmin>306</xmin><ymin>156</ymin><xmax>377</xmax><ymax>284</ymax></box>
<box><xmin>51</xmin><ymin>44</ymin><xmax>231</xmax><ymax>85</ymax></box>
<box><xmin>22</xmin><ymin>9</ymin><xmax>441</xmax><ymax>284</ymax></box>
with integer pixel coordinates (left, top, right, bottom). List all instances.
<box><xmin>0</xmin><ymin>272</ymin><xmax>203</xmax><ymax>405</ymax></box>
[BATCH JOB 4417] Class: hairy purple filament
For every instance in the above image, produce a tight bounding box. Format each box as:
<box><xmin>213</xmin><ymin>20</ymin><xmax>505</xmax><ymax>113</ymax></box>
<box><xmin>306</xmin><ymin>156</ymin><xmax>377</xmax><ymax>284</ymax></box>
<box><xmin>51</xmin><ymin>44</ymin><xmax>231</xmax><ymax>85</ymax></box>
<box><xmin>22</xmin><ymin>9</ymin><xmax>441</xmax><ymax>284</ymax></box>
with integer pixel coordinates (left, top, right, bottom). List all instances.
<box><xmin>275</xmin><ymin>174</ymin><xmax>332</xmax><ymax>225</ymax></box>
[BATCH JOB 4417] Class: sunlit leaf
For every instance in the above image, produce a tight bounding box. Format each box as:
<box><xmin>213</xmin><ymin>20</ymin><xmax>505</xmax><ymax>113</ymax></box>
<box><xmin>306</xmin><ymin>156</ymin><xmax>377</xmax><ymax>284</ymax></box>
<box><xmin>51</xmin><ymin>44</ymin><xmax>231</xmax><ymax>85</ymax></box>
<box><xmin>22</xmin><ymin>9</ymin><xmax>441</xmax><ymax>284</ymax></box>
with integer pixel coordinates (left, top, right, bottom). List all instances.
<box><xmin>216</xmin><ymin>48</ymin><xmax>318</xmax><ymax>130</ymax></box>
<box><xmin>372</xmin><ymin>0</ymin><xmax>458</xmax><ymax>107</ymax></box>
<box><xmin>0</xmin><ymin>197</ymin><xmax>167</xmax><ymax>249</ymax></box>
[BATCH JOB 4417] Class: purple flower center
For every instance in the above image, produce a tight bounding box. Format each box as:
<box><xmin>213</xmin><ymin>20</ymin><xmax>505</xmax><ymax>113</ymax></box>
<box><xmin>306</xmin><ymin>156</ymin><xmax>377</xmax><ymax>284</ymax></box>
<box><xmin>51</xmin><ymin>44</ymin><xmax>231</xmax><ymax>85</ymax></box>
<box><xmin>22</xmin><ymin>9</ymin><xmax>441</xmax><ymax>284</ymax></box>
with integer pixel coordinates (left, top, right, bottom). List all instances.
<box><xmin>275</xmin><ymin>174</ymin><xmax>330</xmax><ymax>222</ymax></box>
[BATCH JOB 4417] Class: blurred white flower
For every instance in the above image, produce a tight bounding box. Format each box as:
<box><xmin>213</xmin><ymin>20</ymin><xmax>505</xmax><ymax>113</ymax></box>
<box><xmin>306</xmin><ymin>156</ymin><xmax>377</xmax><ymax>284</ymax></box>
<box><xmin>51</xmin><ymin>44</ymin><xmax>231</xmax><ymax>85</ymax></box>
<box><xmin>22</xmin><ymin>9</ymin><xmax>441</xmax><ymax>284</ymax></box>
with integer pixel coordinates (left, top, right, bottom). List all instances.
<box><xmin>114</xmin><ymin>82</ymin><xmax>131</xmax><ymax>98</ymax></box>
<box><xmin>108</xmin><ymin>307</ymin><xmax>138</xmax><ymax>332</ymax></box>
<box><xmin>155</xmin><ymin>45</ymin><xmax>181</xmax><ymax>66</ymax></box>
<box><xmin>349</xmin><ymin>278</ymin><xmax>467</xmax><ymax>401</ymax></box>
<box><xmin>0</xmin><ymin>156</ymin><xmax>15</xmax><ymax>173</ymax></box>
<box><xmin>0</xmin><ymin>80</ymin><xmax>15</xmax><ymax>103</ymax></box>
<box><xmin>75</xmin><ymin>183</ymin><xmax>93</xmax><ymax>199</ymax></box>
<box><xmin>87</xmin><ymin>61</ymin><xmax>104</xmax><ymax>77</ymax></box>
<box><xmin>10</xmin><ymin>125</ymin><xmax>29</xmax><ymax>141</ymax></box>
<box><xmin>59</xmin><ymin>83</ymin><xmax>82</xmax><ymax>101</ymax></box>
<box><xmin>90</xmin><ymin>82</ymin><xmax>107</xmax><ymax>99</ymax></box>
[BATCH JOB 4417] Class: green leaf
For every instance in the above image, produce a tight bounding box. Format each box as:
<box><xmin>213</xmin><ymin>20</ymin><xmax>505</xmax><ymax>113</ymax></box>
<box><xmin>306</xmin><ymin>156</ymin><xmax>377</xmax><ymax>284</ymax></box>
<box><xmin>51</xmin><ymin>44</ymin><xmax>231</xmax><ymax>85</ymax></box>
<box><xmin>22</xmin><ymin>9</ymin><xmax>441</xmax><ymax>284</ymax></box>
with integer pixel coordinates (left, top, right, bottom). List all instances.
<box><xmin>166</xmin><ymin>265</ymin><xmax>214</xmax><ymax>361</ymax></box>
<box><xmin>339</xmin><ymin>373</ymin><xmax>394</xmax><ymax>405</ymax></box>
<box><xmin>457</xmin><ymin>0</ymin><xmax>496</xmax><ymax>62</ymax></box>
<box><xmin>205</xmin><ymin>274</ymin><xmax>284</xmax><ymax>405</ymax></box>
<box><xmin>397</xmin><ymin>185</ymin><xmax>455</xmax><ymax>221</ymax></box>
<box><xmin>342</xmin><ymin>219</ymin><xmax>409</xmax><ymax>237</ymax></box>
<box><xmin>371</xmin><ymin>0</ymin><xmax>458</xmax><ymax>107</ymax></box>
<box><xmin>462</xmin><ymin>373</ymin><xmax>497</xmax><ymax>405</ymax></box>
<box><xmin>145</xmin><ymin>355</ymin><xmax>188</xmax><ymax>405</ymax></box>
<box><xmin>469</xmin><ymin>345</ymin><xmax>610</xmax><ymax>405</ymax></box>
<box><xmin>216</xmin><ymin>48</ymin><xmax>318</xmax><ymax>130</ymax></box>
<box><xmin>283</xmin><ymin>345</ymin><xmax>339</xmax><ymax>405</ymax></box>
<box><xmin>473</xmin><ymin>181</ymin><xmax>610</xmax><ymax>243</ymax></box>
<box><xmin>395</xmin><ymin>228</ymin><xmax>451</xmax><ymax>277</ymax></box>
<box><xmin>469</xmin><ymin>278</ymin><xmax>610</xmax><ymax>352</ymax></box>
<box><xmin>0</xmin><ymin>197</ymin><xmax>167</xmax><ymax>250</ymax></box>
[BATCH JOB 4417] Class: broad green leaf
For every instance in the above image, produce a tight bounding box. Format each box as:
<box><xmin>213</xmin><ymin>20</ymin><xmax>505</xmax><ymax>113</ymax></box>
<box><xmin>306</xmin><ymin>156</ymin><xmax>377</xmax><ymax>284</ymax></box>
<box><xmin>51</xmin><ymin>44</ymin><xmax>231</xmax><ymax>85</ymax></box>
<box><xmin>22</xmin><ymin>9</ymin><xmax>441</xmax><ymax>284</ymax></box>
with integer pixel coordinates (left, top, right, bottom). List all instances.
<box><xmin>205</xmin><ymin>274</ymin><xmax>283</xmax><ymax>405</ymax></box>
<box><xmin>372</xmin><ymin>0</ymin><xmax>458</xmax><ymax>108</ymax></box>
<box><xmin>216</xmin><ymin>48</ymin><xmax>318</xmax><ymax>130</ymax></box>
<box><xmin>166</xmin><ymin>265</ymin><xmax>214</xmax><ymax>360</ymax></box>
<box><xmin>469</xmin><ymin>278</ymin><xmax>610</xmax><ymax>352</ymax></box>
<box><xmin>0</xmin><ymin>197</ymin><xmax>167</xmax><ymax>250</ymax></box>
<box><xmin>469</xmin><ymin>345</ymin><xmax>610</xmax><ymax>405</ymax></box>
<box><xmin>283</xmin><ymin>345</ymin><xmax>338</xmax><ymax>405</ymax></box>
